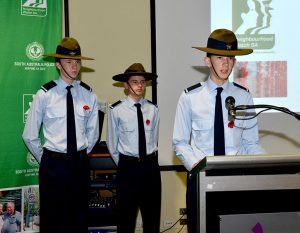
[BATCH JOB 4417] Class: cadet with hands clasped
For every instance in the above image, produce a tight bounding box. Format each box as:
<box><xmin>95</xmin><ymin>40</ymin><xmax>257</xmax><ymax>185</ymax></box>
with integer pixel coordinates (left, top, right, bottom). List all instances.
<box><xmin>107</xmin><ymin>63</ymin><xmax>161</xmax><ymax>233</ymax></box>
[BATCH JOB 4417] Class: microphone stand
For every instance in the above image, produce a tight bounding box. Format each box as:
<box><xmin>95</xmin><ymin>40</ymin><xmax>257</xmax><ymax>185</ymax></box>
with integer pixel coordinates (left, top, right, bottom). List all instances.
<box><xmin>234</xmin><ymin>104</ymin><xmax>300</xmax><ymax>121</ymax></box>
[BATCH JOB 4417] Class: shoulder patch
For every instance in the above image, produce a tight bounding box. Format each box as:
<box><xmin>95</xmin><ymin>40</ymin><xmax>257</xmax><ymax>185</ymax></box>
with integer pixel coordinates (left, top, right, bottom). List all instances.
<box><xmin>80</xmin><ymin>81</ymin><xmax>92</xmax><ymax>92</ymax></box>
<box><xmin>233</xmin><ymin>82</ymin><xmax>249</xmax><ymax>92</ymax></box>
<box><xmin>147</xmin><ymin>100</ymin><xmax>158</xmax><ymax>108</ymax></box>
<box><xmin>184</xmin><ymin>83</ymin><xmax>202</xmax><ymax>93</ymax></box>
<box><xmin>41</xmin><ymin>80</ymin><xmax>57</xmax><ymax>92</ymax></box>
<box><xmin>109</xmin><ymin>100</ymin><xmax>122</xmax><ymax>109</ymax></box>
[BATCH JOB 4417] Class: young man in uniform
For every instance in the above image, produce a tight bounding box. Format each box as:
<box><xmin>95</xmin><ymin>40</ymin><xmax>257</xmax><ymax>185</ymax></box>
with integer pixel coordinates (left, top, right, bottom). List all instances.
<box><xmin>23</xmin><ymin>37</ymin><xmax>99</xmax><ymax>233</ymax></box>
<box><xmin>172</xmin><ymin>29</ymin><xmax>265</xmax><ymax>233</ymax></box>
<box><xmin>107</xmin><ymin>63</ymin><xmax>161</xmax><ymax>233</ymax></box>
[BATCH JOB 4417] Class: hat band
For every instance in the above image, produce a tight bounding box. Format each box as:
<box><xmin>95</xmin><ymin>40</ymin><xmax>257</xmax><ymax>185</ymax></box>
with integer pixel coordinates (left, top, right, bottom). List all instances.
<box><xmin>207</xmin><ymin>38</ymin><xmax>238</xmax><ymax>51</ymax></box>
<box><xmin>125</xmin><ymin>70</ymin><xmax>145</xmax><ymax>73</ymax></box>
<box><xmin>56</xmin><ymin>45</ymin><xmax>81</xmax><ymax>57</ymax></box>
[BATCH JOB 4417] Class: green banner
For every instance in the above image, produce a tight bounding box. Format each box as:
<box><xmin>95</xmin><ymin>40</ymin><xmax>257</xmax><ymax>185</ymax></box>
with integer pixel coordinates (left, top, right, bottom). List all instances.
<box><xmin>0</xmin><ymin>0</ymin><xmax>62</xmax><ymax>189</ymax></box>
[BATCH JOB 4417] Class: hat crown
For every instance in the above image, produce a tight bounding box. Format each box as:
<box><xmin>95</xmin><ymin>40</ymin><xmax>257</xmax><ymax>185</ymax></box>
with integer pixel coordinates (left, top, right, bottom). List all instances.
<box><xmin>124</xmin><ymin>63</ymin><xmax>146</xmax><ymax>74</ymax></box>
<box><xmin>112</xmin><ymin>63</ymin><xmax>157</xmax><ymax>82</ymax></box>
<box><xmin>210</xmin><ymin>29</ymin><xmax>237</xmax><ymax>43</ymax></box>
<box><xmin>207</xmin><ymin>29</ymin><xmax>238</xmax><ymax>52</ymax></box>
<box><xmin>43</xmin><ymin>37</ymin><xmax>93</xmax><ymax>60</ymax></box>
<box><xmin>192</xmin><ymin>28</ymin><xmax>253</xmax><ymax>56</ymax></box>
<box><xmin>56</xmin><ymin>37</ymin><xmax>81</xmax><ymax>57</ymax></box>
<box><xmin>60</xmin><ymin>37</ymin><xmax>80</xmax><ymax>50</ymax></box>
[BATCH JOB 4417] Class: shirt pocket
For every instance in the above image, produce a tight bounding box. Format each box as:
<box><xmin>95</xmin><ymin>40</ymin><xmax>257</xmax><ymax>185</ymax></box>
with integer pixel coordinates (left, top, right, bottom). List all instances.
<box><xmin>119</xmin><ymin>122</ymin><xmax>137</xmax><ymax>145</ymax></box>
<box><xmin>45</xmin><ymin>107</ymin><xmax>65</xmax><ymax>119</ymax></box>
<box><xmin>192</xmin><ymin>119</ymin><xmax>214</xmax><ymax>148</ymax></box>
<box><xmin>145</xmin><ymin>119</ymin><xmax>155</xmax><ymax>145</ymax></box>
<box><xmin>75</xmin><ymin>105</ymin><xmax>88</xmax><ymax>119</ymax></box>
<box><xmin>44</xmin><ymin>107</ymin><xmax>66</xmax><ymax>135</ymax></box>
<box><xmin>75</xmin><ymin>105</ymin><xmax>88</xmax><ymax>132</ymax></box>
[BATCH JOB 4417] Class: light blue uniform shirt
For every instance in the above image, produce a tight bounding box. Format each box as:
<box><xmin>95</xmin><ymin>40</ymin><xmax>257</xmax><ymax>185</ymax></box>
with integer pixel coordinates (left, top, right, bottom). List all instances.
<box><xmin>173</xmin><ymin>78</ymin><xmax>265</xmax><ymax>171</ymax></box>
<box><xmin>22</xmin><ymin>78</ymin><xmax>99</xmax><ymax>163</ymax></box>
<box><xmin>2</xmin><ymin>211</ymin><xmax>21</xmax><ymax>233</ymax></box>
<box><xmin>107</xmin><ymin>96</ymin><xmax>159</xmax><ymax>165</ymax></box>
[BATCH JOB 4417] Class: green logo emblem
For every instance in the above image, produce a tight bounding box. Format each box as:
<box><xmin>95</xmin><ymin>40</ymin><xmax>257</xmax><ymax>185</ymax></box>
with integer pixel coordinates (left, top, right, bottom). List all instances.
<box><xmin>26</xmin><ymin>152</ymin><xmax>39</xmax><ymax>167</ymax></box>
<box><xmin>26</xmin><ymin>42</ymin><xmax>44</xmax><ymax>61</ymax></box>
<box><xmin>21</xmin><ymin>0</ymin><xmax>47</xmax><ymax>17</ymax></box>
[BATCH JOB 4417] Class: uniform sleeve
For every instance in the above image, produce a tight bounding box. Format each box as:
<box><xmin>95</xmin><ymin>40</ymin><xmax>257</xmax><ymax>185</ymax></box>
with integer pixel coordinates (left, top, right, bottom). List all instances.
<box><xmin>240</xmin><ymin>94</ymin><xmax>266</xmax><ymax>155</ymax></box>
<box><xmin>86</xmin><ymin>93</ymin><xmax>99</xmax><ymax>154</ymax></box>
<box><xmin>172</xmin><ymin>92</ymin><xmax>199</xmax><ymax>171</ymax></box>
<box><xmin>106</xmin><ymin>107</ymin><xmax>120</xmax><ymax>165</ymax></box>
<box><xmin>22</xmin><ymin>90</ymin><xmax>44</xmax><ymax>163</ymax></box>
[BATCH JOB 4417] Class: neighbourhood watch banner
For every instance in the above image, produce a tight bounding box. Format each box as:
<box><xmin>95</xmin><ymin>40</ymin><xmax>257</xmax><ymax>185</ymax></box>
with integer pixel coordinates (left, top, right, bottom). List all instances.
<box><xmin>0</xmin><ymin>0</ymin><xmax>62</xmax><ymax>189</ymax></box>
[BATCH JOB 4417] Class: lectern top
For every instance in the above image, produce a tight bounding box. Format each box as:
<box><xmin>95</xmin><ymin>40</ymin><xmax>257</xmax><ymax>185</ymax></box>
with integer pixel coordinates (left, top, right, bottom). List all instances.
<box><xmin>191</xmin><ymin>154</ymin><xmax>300</xmax><ymax>175</ymax></box>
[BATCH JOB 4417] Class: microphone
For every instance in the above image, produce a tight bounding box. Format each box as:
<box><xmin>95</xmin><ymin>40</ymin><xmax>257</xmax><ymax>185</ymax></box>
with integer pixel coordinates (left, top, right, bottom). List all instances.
<box><xmin>225</xmin><ymin>96</ymin><xmax>236</xmax><ymax>123</ymax></box>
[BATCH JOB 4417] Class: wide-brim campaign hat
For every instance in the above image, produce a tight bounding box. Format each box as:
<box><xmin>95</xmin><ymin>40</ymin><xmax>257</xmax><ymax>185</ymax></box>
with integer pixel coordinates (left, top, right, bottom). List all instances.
<box><xmin>43</xmin><ymin>37</ymin><xmax>94</xmax><ymax>60</ymax></box>
<box><xmin>192</xmin><ymin>29</ymin><xmax>253</xmax><ymax>56</ymax></box>
<box><xmin>112</xmin><ymin>63</ymin><xmax>158</xmax><ymax>82</ymax></box>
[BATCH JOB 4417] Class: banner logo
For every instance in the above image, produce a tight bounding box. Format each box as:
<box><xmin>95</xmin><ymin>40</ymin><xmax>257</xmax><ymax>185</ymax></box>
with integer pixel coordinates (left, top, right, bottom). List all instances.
<box><xmin>26</xmin><ymin>42</ymin><xmax>44</xmax><ymax>61</ymax></box>
<box><xmin>21</xmin><ymin>0</ymin><xmax>47</xmax><ymax>17</ymax></box>
<box><xmin>26</xmin><ymin>152</ymin><xmax>39</xmax><ymax>167</ymax></box>
<box><xmin>233</xmin><ymin>0</ymin><xmax>275</xmax><ymax>50</ymax></box>
<box><xmin>14</xmin><ymin>41</ymin><xmax>54</xmax><ymax>71</ymax></box>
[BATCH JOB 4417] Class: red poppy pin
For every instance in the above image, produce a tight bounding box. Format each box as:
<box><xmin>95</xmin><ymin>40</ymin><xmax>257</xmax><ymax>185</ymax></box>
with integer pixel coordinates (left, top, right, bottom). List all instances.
<box><xmin>83</xmin><ymin>105</ymin><xmax>90</xmax><ymax>111</ymax></box>
<box><xmin>146</xmin><ymin>119</ymin><xmax>151</xmax><ymax>125</ymax></box>
<box><xmin>228</xmin><ymin>120</ymin><xmax>234</xmax><ymax>128</ymax></box>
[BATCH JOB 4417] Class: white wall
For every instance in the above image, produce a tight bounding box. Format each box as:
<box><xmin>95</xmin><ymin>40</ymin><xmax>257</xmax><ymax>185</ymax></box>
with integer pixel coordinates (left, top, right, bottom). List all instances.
<box><xmin>68</xmin><ymin>0</ymin><xmax>153</xmax><ymax>142</ymax></box>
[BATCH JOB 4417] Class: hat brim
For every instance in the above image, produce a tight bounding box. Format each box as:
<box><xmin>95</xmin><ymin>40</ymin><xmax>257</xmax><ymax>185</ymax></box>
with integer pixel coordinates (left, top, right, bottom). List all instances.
<box><xmin>43</xmin><ymin>53</ymin><xmax>94</xmax><ymax>60</ymax></box>
<box><xmin>192</xmin><ymin>46</ymin><xmax>253</xmax><ymax>56</ymax></box>
<box><xmin>112</xmin><ymin>72</ymin><xmax>158</xmax><ymax>82</ymax></box>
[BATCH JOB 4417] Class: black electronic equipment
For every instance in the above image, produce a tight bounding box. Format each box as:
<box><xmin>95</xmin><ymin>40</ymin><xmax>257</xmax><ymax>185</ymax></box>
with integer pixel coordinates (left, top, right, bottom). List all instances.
<box><xmin>88</xmin><ymin>141</ymin><xmax>117</xmax><ymax>228</ymax></box>
<box><xmin>89</xmin><ymin>195</ymin><xmax>116</xmax><ymax>210</ymax></box>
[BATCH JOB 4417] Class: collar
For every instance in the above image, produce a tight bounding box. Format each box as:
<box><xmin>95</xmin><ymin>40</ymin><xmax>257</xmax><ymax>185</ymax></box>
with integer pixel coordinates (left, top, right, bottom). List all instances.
<box><xmin>126</xmin><ymin>96</ymin><xmax>145</xmax><ymax>108</ymax></box>
<box><xmin>207</xmin><ymin>77</ymin><xmax>229</xmax><ymax>94</ymax></box>
<box><xmin>57</xmin><ymin>78</ymin><xmax>79</xmax><ymax>90</ymax></box>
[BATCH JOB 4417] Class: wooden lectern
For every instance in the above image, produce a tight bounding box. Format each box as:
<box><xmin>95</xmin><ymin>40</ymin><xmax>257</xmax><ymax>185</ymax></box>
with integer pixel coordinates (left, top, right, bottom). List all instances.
<box><xmin>190</xmin><ymin>154</ymin><xmax>300</xmax><ymax>233</ymax></box>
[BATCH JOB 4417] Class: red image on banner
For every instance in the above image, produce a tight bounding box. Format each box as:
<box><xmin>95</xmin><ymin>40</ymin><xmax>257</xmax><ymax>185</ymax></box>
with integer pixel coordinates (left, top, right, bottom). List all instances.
<box><xmin>233</xmin><ymin>61</ymin><xmax>287</xmax><ymax>98</ymax></box>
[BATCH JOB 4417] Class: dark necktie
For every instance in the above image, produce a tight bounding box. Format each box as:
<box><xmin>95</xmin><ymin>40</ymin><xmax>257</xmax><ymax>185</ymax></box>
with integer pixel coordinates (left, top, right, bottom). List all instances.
<box><xmin>134</xmin><ymin>103</ymin><xmax>147</xmax><ymax>159</ymax></box>
<box><xmin>214</xmin><ymin>87</ymin><xmax>225</xmax><ymax>155</ymax></box>
<box><xmin>66</xmin><ymin>85</ymin><xmax>77</xmax><ymax>155</ymax></box>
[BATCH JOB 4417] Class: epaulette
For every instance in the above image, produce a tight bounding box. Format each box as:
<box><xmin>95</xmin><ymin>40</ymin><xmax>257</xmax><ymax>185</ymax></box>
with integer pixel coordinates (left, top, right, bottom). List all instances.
<box><xmin>41</xmin><ymin>80</ymin><xmax>57</xmax><ymax>92</ymax></box>
<box><xmin>233</xmin><ymin>82</ymin><xmax>249</xmax><ymax>92</ymax></box>
<box><xmin>80</xmin><ymin>81</ymin><xmax>92</xmax><ymax>92</ymax></box>
<box><xmin>184</xmin><ymin>83</ymin><xmax>202</xmax><ymax>93</ymax></box>
<box><xmin>109</xmin><ymin>100</ymin><xmax>122</xmax><ymax>109</ymax></box>
<box><xmin>147</xmin><ymin>100</ymin><xmax>158</xmax><ymax>108</ymax></box>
